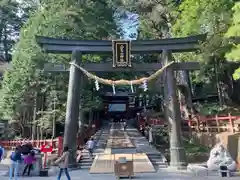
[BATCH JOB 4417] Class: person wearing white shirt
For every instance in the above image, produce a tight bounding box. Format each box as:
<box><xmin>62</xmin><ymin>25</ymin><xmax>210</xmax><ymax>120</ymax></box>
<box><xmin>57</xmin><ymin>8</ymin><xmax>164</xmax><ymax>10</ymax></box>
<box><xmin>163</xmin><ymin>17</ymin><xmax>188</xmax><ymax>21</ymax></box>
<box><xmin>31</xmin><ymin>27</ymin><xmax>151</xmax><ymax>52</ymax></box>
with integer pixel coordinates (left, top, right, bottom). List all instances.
<box><xmin>86</xmin><ymin>137</ymin><xmax>95</xmax><ymax>159</ymax></box>
<box><xmin>148</xmin><ymin>126</ymin><xmax>153</xmax><ymax>146</ymax></box>
<box><xmin>123</xmin><ymin>121</ymin><xmax>127</xmax><ymax>131</ymax></box>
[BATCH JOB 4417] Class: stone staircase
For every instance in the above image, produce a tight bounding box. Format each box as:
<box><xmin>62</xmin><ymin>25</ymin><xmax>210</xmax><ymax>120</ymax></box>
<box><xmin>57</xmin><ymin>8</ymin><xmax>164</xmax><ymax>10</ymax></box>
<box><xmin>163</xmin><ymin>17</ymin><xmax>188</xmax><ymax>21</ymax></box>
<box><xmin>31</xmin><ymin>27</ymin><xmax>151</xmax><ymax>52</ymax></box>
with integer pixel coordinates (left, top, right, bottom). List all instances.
<box><xmin>147</xmin><ymin>153</ymin><xmax>168</xmax><ymax>169</ymax></box>
<box><xmin>126</xmin><ymin>127</ymin><xmax>168</xmax><ymax>171</ymax></box>
<box><xmin>79</xmin><ymin>153</ymin><xmax>96</xmax><ymax>169</ymax></box>
<box><xmin>78</xmin><ymin>123</ymin><xmax>168</xmax><ymax>171</ymax></box>
<box><xmin>79</xmin><ymin>124</ymin><xmax>110</xmax><ymax>169</ymax></box>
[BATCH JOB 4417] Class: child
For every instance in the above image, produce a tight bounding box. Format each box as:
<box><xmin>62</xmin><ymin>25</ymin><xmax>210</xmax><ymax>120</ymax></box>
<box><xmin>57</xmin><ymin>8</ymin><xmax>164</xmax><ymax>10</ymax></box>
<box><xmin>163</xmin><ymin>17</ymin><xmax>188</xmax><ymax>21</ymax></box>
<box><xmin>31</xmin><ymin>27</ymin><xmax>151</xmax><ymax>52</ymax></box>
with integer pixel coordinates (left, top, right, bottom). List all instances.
<box><xmin>22</xmin><ymin>151</ymin><xmax>36</xmax><ymax>176</ymax></box>
<box><xmin>9</xmin><ymin>146</ymin><xmax>22</xmax><ymax>180</ymax></box>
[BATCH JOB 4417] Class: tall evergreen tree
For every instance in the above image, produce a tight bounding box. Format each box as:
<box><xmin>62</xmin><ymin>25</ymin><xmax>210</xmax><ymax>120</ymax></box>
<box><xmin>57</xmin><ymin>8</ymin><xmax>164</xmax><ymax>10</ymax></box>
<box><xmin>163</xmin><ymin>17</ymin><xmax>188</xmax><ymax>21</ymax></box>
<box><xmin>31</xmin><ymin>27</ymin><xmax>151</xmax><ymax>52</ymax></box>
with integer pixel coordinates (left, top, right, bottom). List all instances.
<box><xmin>226</xmin><ymin>2</ymin><xmax>240</xmax><ymax>80</ymax></box>
<box><xmin>0</xmin><ymin>0</ymin><xmax>37</xmax><ymax>61</ymax></box>
<box><xmin>1</xmin><ymin>0</ymin><xmax>119</xmax><ymax>137</ymax></box>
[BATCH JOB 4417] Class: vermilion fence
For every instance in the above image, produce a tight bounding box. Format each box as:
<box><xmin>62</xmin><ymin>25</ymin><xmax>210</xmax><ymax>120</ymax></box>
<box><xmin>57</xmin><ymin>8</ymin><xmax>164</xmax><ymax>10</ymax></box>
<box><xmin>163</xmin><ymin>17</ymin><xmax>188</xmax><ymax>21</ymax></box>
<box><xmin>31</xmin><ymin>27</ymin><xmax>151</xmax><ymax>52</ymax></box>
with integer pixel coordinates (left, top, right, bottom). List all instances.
<box><xmin>138</xmin><ymin>113</ymin><xmax>240</xmax><ymax>133</ymax></box>
<box><xmin>0</xmin><ymin>126</ymin><xmax>97</xmax><ymax>156</ymax></box>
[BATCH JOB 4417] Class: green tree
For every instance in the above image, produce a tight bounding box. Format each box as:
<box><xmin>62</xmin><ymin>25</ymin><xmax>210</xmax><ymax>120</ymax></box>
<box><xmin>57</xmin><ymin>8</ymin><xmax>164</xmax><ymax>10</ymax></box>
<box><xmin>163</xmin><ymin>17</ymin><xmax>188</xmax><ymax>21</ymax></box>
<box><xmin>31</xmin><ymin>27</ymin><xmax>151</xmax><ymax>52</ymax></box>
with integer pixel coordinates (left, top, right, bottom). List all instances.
<box><xmin>120</xmin><ymin>1</ymin><xmax>199</xmax><ymax>118</ymax></box>
<box><xmin>225</xmin><ymin>2</ymin><xmax>240</xmax><ymax>80</ymax></box>
<box><xmin>0</xmin><ymin>0</ymin><xmax>37</xmax><ymax>61</ymax></box>
<box><xmin>0</xmin><ymin>0</ymin><xmax>20</xmax><ymax>60</ymax></box>
<box><xmin>120</xmin><ymin>0</ymin><xmax>177</xmax><ymax>39</ymax></box>
<box><xmin>1</xmin><ymin>0</ymin><xmax>119</xmax><ymax>137</ymax></box>
<box><xmin>172</xmin><ymin>0</ymin><xmax>240</xmax><ymax>106</ymax></box>
<box><xmin>121</xmin><ymin>0</ymin><xmax>239</xmax><ymax>113</ymax></box>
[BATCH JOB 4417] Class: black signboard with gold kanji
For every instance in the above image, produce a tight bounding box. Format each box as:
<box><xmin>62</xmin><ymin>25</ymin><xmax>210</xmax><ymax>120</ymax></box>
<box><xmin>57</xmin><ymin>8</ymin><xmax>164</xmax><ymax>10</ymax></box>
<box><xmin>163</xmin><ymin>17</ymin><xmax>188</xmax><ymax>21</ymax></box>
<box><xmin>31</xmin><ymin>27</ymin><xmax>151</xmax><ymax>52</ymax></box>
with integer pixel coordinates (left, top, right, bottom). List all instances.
<box><xmin>112</xmin><ymin>40</ymin><xmax>131</xmax><ymax>67</ymax></box>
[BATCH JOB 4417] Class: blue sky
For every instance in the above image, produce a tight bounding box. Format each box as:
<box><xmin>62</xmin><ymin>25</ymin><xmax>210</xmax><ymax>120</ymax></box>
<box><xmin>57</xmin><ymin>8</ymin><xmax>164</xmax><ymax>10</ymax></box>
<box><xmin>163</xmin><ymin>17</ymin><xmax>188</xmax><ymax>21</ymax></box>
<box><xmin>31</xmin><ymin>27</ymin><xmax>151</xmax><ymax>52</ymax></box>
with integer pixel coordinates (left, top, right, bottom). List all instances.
<box><xmin>120</xmin><ymin>13</ymin><xmax>138</xmax><ymax>39</ymax></box>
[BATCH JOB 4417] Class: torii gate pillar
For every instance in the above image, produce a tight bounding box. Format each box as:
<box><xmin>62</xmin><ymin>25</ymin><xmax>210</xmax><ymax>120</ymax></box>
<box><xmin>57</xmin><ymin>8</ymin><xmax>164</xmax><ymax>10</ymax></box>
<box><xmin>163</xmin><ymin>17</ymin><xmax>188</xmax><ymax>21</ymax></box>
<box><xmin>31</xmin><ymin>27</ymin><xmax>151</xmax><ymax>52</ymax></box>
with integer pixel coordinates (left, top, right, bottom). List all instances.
<box><xmin>162</xmin><ymin>50</ymin><xmax>188</xmax><ymax>169</ymax></box>
<box><xmin>63</xmin><ymin>50</ymin><xmax>82</xmax><ymax>165</ymax></box>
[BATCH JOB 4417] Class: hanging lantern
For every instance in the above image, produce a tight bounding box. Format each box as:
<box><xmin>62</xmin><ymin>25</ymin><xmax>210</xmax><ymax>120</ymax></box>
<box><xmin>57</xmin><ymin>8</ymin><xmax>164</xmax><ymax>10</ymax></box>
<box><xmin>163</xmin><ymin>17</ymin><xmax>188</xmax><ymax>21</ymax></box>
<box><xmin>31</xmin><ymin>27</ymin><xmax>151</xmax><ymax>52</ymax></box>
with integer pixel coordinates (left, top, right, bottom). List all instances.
<box><xmin>143</xmin><ymin>80</ymin><xmax>148</xmax><ymax>92</ymax></box>
<box><xmin>112</xmin><ymin>84</ymin><xmax>116</xmax><ymax>95</ymax></box>
<box><xmin>139</xmin><ymin>94</ymin><xmax>143</xmax><ymax>107</ymax></box>
<box><xmin>130</xmin><ymin>81</ymin><xmax>134</xmax><ymax>93</ymax></box>
<box><xmin>95</xmin><ymin>79</ymin><xmax>99</xmax><ymax>91</ymax></box>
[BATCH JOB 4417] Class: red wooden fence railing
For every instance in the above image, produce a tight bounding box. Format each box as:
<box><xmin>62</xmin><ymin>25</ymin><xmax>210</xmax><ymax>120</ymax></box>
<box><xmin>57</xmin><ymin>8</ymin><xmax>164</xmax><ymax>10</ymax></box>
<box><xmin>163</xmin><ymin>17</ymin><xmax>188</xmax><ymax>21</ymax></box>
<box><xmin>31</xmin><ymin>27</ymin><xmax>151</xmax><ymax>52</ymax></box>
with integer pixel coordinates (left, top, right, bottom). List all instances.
<box><xmin>0</xmin><ymin>126</ymin><xmax>98</xmax><ymax>156</ymax></box>
<box><xmin>137</xmin><ymin>113</ymin><xmax>240</xmax><ymax>133</ymax></box>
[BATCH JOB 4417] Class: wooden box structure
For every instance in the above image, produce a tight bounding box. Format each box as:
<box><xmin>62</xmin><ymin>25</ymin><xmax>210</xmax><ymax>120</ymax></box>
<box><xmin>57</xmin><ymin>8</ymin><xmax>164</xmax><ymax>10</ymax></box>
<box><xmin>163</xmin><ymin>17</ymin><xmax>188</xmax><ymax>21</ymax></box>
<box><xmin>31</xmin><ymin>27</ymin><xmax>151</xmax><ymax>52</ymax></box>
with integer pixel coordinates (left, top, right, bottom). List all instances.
<box><xmin>114</xmin><ymin>155</ymin><xmax>134</xmax><ymax>179</ymax></box>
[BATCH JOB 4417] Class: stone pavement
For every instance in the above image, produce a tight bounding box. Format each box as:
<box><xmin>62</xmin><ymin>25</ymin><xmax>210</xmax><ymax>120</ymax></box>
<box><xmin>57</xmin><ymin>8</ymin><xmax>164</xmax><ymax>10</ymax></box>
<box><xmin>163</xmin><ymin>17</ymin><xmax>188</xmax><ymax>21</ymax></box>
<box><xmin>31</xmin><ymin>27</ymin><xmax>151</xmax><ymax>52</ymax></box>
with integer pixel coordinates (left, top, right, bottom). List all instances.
<box><xmin>126</xmin><ymin>125</ymin><xmax>167</xmax><ymax>168</ymax></box>
<box><xmin>90</xmin><ymin>153</ymin><xmax>155</xmax><ymax>173</ymax></box>
<box><xmin>1</xmin><ymin>122</ymin><xmax>238</xmax><ymax>179</ymax></box>
<box><xmin>1</xmin><ymin>168</ymin><xmax>240</xmax><ymax>180</ymax></box>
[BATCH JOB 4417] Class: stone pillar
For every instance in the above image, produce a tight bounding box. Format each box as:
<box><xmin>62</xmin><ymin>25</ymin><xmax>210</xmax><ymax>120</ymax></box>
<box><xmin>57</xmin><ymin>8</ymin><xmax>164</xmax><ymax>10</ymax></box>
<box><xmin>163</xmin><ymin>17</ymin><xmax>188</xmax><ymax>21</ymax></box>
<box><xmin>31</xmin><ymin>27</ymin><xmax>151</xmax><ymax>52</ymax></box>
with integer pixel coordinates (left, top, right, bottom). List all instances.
<box><xmin>162</xmin><ymin>50</ymin><xmax>187</xmax><ymax>169</ymax></box>
<box><xmin>63</xmin><ymin>50</ymin><xmax>82</xmax><ymax>165</ymax></box>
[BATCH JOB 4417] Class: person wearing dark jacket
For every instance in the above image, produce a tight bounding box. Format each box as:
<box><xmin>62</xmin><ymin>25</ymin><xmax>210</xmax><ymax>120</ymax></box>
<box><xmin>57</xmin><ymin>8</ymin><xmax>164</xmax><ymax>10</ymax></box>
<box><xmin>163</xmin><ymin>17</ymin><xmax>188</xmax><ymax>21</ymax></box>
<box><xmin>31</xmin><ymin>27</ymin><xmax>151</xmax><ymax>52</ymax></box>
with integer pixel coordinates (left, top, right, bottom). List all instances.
<box><xmin>20</xmin><ymin>143</ymin><xmax>33</xmax><ymax>155</ymax></box>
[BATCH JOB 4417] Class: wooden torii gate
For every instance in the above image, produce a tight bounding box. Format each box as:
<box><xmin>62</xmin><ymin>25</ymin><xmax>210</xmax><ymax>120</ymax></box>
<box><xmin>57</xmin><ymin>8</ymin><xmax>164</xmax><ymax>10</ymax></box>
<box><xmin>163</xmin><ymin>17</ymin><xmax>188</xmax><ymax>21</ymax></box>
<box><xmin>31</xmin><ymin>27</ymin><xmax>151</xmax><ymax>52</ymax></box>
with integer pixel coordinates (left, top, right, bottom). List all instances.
<box><xmin>36</xmin><ymin>34</ymin><xmax>206</xmax><ymax>168</ymax></box>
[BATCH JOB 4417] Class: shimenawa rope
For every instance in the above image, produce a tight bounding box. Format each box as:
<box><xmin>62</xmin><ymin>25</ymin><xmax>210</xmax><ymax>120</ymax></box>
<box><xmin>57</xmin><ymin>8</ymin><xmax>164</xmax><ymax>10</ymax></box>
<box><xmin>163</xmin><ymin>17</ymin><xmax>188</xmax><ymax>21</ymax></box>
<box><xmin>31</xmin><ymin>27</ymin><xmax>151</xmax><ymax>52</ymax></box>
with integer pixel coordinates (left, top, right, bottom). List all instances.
<box><xmin>69</xmin><ymin>61</ymin><xmax>174</xmax><ymax>86</ymax></box>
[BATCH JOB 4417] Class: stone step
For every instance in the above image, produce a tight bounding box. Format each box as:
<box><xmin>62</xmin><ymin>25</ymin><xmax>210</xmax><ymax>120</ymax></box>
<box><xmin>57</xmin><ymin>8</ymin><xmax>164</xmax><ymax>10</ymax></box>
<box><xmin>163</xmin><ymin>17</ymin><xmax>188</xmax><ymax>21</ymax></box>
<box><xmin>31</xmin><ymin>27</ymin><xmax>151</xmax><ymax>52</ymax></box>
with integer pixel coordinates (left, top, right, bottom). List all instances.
<box><xmin>150</xmin><ymin>160</ymin><xmax>168</xmax><ymax>165</ymax></box>
<box><xmin>79</xmin><ymin>163</ymin><xmax>93</xmax><ymax>168</ymax></box>
<box><xmin>79</xmin><ymin>154</ymin><xmax>95</xmax><ymax>169</ymax></box>
<box><xmin>147</xmin><ymin>153</ymin><xmax>168</xmax><ymax>169</ymax></box>
<box><xmin>80</xmin><ymin>166</ymin><xmax>91</xmax><ymax>169</ymax></box>
<box><xmin>149</xmin><ymin>158</ymin><xmax>167</xmax><ymax>164</ymax></box>
<box><xmin>80</xmin><ymin>158</ymin><xmax>95</xmax><ymax>162</ymax></box>
<box><xmin>80</xmin><ymin>162</ymin><xmax>93</xmax><ymax>167</ymax></box>
<box><xmin>148</xmin><ymin>155</ymin><xmax>165</xmax><ymax>159</ymax></box>
<box><xmin>77</xmin><ymin>128</ymin><xmax>106</xmax><ymax>170</ymax></box>
<box><xmin>81</xmin><ymin>155</ymin><xmax>96</xmax><ymax>158</ymax></box>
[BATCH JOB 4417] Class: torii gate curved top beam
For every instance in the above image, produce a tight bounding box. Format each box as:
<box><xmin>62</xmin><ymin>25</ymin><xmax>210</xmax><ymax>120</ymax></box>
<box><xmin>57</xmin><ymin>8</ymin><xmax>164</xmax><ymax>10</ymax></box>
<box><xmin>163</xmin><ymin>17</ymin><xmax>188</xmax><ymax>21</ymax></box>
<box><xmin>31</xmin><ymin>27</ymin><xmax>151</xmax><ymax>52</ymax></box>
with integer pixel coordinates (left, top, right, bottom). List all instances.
<box><xmin>36</xmin><ymin>34</ymin><xmax>207</xmax><ymax>54</ymax></box>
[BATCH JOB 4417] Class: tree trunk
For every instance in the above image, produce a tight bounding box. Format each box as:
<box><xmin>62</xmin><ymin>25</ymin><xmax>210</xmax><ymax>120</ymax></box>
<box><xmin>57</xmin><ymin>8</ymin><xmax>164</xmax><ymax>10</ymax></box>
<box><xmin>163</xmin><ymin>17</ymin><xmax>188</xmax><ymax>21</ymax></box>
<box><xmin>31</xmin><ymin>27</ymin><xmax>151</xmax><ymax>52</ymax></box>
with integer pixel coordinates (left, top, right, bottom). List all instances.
<box><xmin>32</xmin><ymin>92</ymin><xmax>38</xmax><ymax>140</ymax></box>
<box><xmin>0</xmin><ymin>12</ymin><xmax>4</xmax><ymax>47</ymax></box>
<box><xmin>177</xmin><ymin>70</ymin><xmax>198</xmax><ymax>119</ymax></box>
<box><xmin>52</xmin><ymin>91</ymin><xmax>56</xmax><ymax>138</ymax></box>
<box><xmin>214</xmin><ymin>59</ymin><xmax>224</xmax><ymax>106</ymax></box>
<box><xmin>3</xmin><ymin>26</ymin><xmax>8</xmax><ymax>60</ymax></box>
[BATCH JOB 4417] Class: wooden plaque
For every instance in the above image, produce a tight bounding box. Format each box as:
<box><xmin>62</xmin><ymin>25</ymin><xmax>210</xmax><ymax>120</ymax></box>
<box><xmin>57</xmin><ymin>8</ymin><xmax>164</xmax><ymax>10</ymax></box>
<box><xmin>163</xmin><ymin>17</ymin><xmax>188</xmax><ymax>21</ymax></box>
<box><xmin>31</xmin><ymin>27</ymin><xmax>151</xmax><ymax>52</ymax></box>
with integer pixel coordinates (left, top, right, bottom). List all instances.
<box><xmin>112</xmin><ymin>40</ymin><xmax>131</xmax><ymax>67</ymax></box>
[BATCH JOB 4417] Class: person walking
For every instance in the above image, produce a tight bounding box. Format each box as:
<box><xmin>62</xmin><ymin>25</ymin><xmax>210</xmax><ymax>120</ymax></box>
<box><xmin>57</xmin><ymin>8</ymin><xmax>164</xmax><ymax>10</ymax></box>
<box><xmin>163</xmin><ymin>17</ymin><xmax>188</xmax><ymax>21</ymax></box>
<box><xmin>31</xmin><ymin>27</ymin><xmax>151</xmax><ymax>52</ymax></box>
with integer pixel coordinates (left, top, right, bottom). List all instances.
<box><xmin>9</xmin><ymin>146</ymin><xmax>22</xmax><ymax>180</ymax></box>
<box><xmin>86</xmin><ymin>137</ymin><xmax>95</xmax><ymax>159</ymax></box>
<box><xmin>0</xmin><ymin>145</ymin><xmax>5</xmax><ymax>162</ymax></box>
<box><xmin>123</xmin><ymin>121</ymin><xmax>127</xmax><ymax>131</ymax></box>
<box><xmin>76</xmin><ymin>145</ymin><xmax>84</xmax><ymax>163</ymax></box>
<box><xmin>22</xmin><ymin>151</ymin><xmax>36</xmax><ymax>176</ymax></box>
<box><xmin>140</xmin><ymin>125</ymin><xmax>145</xmax><ymax>136</ymax></box>
<box><xmin>54</xmin><ymin>146</ymin><xmax>71</xmax><ymax>180</ymax></box>
<box><xmin>148</xmin><ymin>125</ymin><xmax>153</xmax><ymax>146</ymax></box>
